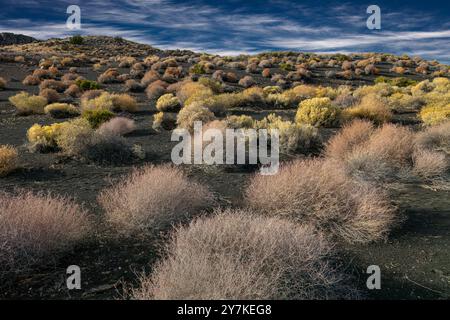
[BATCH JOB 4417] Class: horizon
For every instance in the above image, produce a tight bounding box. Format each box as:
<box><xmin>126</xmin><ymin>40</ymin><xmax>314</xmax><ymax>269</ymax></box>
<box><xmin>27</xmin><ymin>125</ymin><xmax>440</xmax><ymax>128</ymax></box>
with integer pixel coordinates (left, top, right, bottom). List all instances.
<box><xmin>1</xmin><ymin>0</ymin><xmax>449</xmax><ymax>63</ymax></box>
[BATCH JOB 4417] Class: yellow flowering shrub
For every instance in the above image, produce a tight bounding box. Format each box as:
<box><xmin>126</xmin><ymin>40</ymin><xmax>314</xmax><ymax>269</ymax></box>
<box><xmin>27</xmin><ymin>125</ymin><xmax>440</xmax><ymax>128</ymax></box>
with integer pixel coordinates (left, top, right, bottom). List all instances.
<box><xmin>156</xmin><ymin>93</ymin><xmax>181</xmax><ymax>112</ymax></box>
<box><xmin>420</xmin><ymin>103</ymin><xmax>450</xmax><ymax>126</ymax></box>
<box><xmin>0</xmin><ymin>145</ymin><xmax>18</xmax><ymax>177</ymax></box>
<box><xmin>27</xmin><ymin>123</ymin><xmax>65</xmax><ymax>151</ymax></box>
<box><xmin>343</xmin><ymin>94</ymin><xmax>392</xmax><ymax>124</ymax></box>
<box><xmin>296</xmin><ymin>97</ymin><xmax>341</xmax><ymax>127</ymax></box>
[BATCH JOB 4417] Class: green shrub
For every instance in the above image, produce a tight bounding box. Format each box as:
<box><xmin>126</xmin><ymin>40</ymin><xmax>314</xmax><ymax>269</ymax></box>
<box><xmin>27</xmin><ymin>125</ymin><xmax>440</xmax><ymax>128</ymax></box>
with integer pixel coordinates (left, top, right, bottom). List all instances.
<box><xmin>69</xmin><ymin>35</ymin><xmax>83</xmax><ymax>45</ymax></box>
<box><xmin>75</xmin><ymin>79</ymin><xmax>101</xmax><ymax>90</ymax></box>
<box><xmin>82</xmin><ymin>109</ymin><xmax>115</xmax><ymax>128</ymax></box>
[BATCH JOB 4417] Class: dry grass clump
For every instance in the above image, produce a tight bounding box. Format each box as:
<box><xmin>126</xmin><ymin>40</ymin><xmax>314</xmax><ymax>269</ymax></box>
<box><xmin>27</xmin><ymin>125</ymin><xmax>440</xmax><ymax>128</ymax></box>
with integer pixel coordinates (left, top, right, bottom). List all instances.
<box><xmin>0</xmin><ymin>145</ymin><xmax>18</xmax><ymax>177</ymax></box>
<box><xmin>296</xmin><ymin>97</ymin><xmax>341</xmax><ymax>127</ymax></box>
<box><xmin>9</xmin><ymin>92</ymin><xmax>48</xmax><ymax>115</ymax></box>
<box><xmin>343</xmin><ymin>94</ymin><xmax>392</xmax><ymax>124</ymax></box>
<box><xmin>39</xmin><ymin>79</ymin><xmax>66</xmax><ymax>93</ymax></box>
<box><xmin>110</xmin><ymin>93</ymin><xmax>138</xmax><ymax>112</ymax></box>
<box><xmin>97</xmin><ymin>117</ymin><xmax>135</xmax><ymax>136</ymax></box>
<box><xmin>98</xmin><ymin>68</ymin><xmax>120</xmax><ymax>84</ymax></box>
<box><xmin>81</xmin><ymin>92</ymin><xmax>138</xmax><ymax>112</ymax></box>
<box><xmin>0</xmin><ymin>191</ymin><xmax>91</xmax><ymax>274</ymax></box>
<box><xmin>133</xmin><ymin>210</ymin><xmax>346</xmax><ymax>300</ymax></box>
<box><xmin>44</xmin><ymin>103</ymin><xmax>80</xmax><ymax>119</ymax></box>
<box><xmin>64</xmin><ymin>84</ymin><xmax>81</xmax><ymax>97</ymax></box>
<box><xmin>245</xmin><ymin>159</ymin><xmax>397</xmax><ymax>244</ymax></box>
<box><xmin>176</xmin><ymin>102</ymin><xmax>216</xmax><ymax>133</ymax></box>
<box><xmin>0</xmin><ymin>77</ymin><xmax>6</xmax><ymax>89</ymax></box>
<box><xmin>145</xmin><ymin>82</ymin><xmax>167</xmax><ymax>100</ymax></box>
<box><xmin>98</xmin><ymin>165</ymin><xmax>215</xmax><ymax>236</ymax></box>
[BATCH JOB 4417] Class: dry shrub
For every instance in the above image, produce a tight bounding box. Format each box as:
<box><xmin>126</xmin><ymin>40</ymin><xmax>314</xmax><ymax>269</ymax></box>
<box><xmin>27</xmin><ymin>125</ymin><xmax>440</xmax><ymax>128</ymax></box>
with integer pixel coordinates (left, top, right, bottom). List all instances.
<box><xmin>111</xmin><ymin>93</ymin><xmax>138</xmax><ymax>112</ymax></box>
<box><xmin>125</xmin><ymin>79</ymin><xmax>143</xmax><ymax>92</ymax></box>
<box><xmin>412</xmin><ymin>150</ymin><xmax>448</xmax><ymax>179</ymax></box>
<box><xmin>83</xmin><ymin>133</ymin><xmax>138</xmax><ymax>165</ymax></box>
<box><xmin>98</xmin><ymin>165</ymin><xmax>215</xmax><ymax>236</ymax></box>
<box><xmin>245</xmin><ymin>159</ymin><xmax>397</xmax><ymax>244</ymax></box>
<box><xmin>97</xmin><ymin>117</ymin><xmax>135</xmax><ymax>136</ymax></box>
<box><xmin>9</xmin><ymin>92</ymin><xmax>47</xmax><ymax>115</ymax></box>
<box><xmin>0</xmin><ymin>191</ymin><xmax>91</xmax><ymax>274</ymax></box>
<box><xmin>343</xmin><ymin>94</ymin><xmax>392</xmax><ymax>124</ymax></box>
<box><xmin>98</xmin><ymin>68</ymin><xmax>119</xmax><ymax>84</ymax></box>
<box><xmin>44</xmin><ymin>103</ymin><xmax>80</xmax><ymax>119</ymax></box>
<box><xmin>145</xmin><ymin>83</ymin><xmax>166</xmax><ymax>100</ymax></box>
<box><xmin>64</xmin><ymin>84</ymin><xmax>81</xmax><ymax>97</ymax></box>
<box><xmin>326</xmin><ymin>121</ymin><xmax>416</xmax><ymax>180</ymax></box>
<box><xmin>39</xmin><ymin>88</ymin><xmax>61</xmax><ymax>103</ymax></box>
<box><xmin>39</xmin><ymin>79</ymin><xmax>66</xmax><ymax>93</ymax></box>
<box><xmin>80</xmin><ymin>89</ymin><xmax>105</xmax><ymax>101</ymax></box>
<box><xmin>415</xmin><ymin>121</ymin><xmax>450</xmax><ymax>154</ymax></box>
<box><xmin>176</xmin><ymin>81</ymin><xmax>212</xmax><ymax>104</ymax></box>
<box><xmin>176</xmin><ymin>102</ymin><xmax>216</xmax><ymax>133</ymax></box>
<box><xmin>152</xmin><ymin>112</ymin><xmax>177</xmax><ymax>131</ymax></box>
<box><xmin>141</xmin><ymin>70</ymin><xmax>160</xmax><ymax>87</ymax></box>
<box><xmin>156</xmin><ymin>93</ymin><xmax>181</xmax><ymax>112</ymax></box>
<box><xmin>0</xmin><ymin>145</ymin><xmax>18</xmax><ymax>177</ymax></box>
<box><xmin>55</xmin><ymin>118</ymin><xmax>94</xmax><ymax>156</ymax></box>
<box><xmin>133</xmin><ymin>210</ymin><xmax>347</xmax><ymax>300</ymax></box>
<box><xmin>22</xmin><ymin>75</ymin><xmax>41</xmax><ymax>86</ymax></box>
<box><xmin>296</xmin><ymin>97</ymin><xmax>341</xmax><ymax>127</ymax></box>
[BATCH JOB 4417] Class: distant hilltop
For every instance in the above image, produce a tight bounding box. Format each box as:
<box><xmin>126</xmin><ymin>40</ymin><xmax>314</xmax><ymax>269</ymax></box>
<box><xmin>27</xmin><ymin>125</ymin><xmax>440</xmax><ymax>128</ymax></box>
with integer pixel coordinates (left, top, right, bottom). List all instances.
<box><xmin>0</xmin><ymin>33</ymin><xmax>37</xmax><ymax>46</ymax></box>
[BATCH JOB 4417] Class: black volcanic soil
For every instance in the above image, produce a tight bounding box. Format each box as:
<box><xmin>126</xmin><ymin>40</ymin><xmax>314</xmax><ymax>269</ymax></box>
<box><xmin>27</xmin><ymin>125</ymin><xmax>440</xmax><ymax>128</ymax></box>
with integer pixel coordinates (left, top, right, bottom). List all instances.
<box><xmin>0</xmin><ymin>42</ymin><xmax>449</xmax><ymax>299</ymax></box>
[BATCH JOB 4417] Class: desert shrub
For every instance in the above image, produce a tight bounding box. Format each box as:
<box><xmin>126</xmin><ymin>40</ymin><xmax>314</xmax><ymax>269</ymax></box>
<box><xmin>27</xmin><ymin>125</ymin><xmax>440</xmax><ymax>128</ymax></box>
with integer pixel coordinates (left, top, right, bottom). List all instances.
<box><xmin>80</xmin><ymin>89</ymin><xmax>105</xmax><ymax>101</ymax></box>
<box><xmin>0</xmin><ymin>191</ymin><xmax>90</xmax><ymax>274</ymax></box>
<box><xmin>198</xmin><ymin>77</ymin><xmax>223</xmax><ymax>94</ymax></box>
<box><xmin>245</xmin><ymin>159</ymin><xmax>397</xmax><ymax>244</ymax></box>
<box><xmin>134</xmin><ymin>210</ymin><xmax>347</xmax><ymax>300</ymax></box>
<box><xmin>75</xmin><ymin>79</ymin><xmax>101</xmax><ymax>90</ymax></box>
<box><xmin>388</xmin><ymin>92</ymin><xmax>424</xmax><ymax>112</ymax></box>
<box><xmin>39</xmin><ymin>79</ymin><xmax>66</xmax><ymax>93</ymax></box>
<box><xmin>190</xmin><ymin>63</ymin><xmax>206</xmax><ymax>75</ymax></box>
<box><xmin>353</xmin><ymin>83</ymin><xmax>393</xmax><ymax>98</ymax></box>
<box><xmin>152</xmin><ymin>112</ymin><xmax>177</xmax><ymax>131</ymax></box>
<box><xmin>343</xmin><ymin>94</ymin><xmax>392</xmax><ymax>124</ymax></box>
<box><xmin>9</xmin><ymin>92</ymin><xmax>47</xmax><ymax>115</ymax></box>
<box><xmin>296</xmin><ymin>97</ymin><xmax>341</xmax><ymax>127</ymax></box>
<box><xmin>55</xmin><ymin>118</ymin><xmax>94</xmax><ymax>156</ymax></box>
<box><xmin>98</xmin><ymin>68</ymin><xmax>119</xmax><ymax>84</ymax></box>
<box><xmin>420</xmin><ymin>103</ymin><xmax>450</xmax><ymax>126</ymax></box>
<box><xmin>146</xmin><ymin>83</ymin><xmax>167</xmax><ymax>100</ymax></box>
<box><xmin>22</xmin><ymin>75</ymin><xmax>41</xmax><ymax>86</ymax></box>
<box><xmin>415</xmin><ymin>121</ymin><xmax>450</xmax><ymax>154</ymax></box>
<box><xmin>0</xmin><ymin>145</ymin><xmax>18</xmax><ymax>177</ymax></box>
<box><xmin>32</xmin><ymin>69</ymin><xmax>52</xmax><ymax>80</ymax></box>
<box><xmin>0</xmin><ymin>77</ymin><xmax>6</xmax><ymax>89</ymax></box>
<box><xmin>65</xmin><ymin>84</ymin><xmax>81</xmax><ymax>97</ymax></box>
<box><xmin>238</xmin><ymin>76</ymin><xmax>255</xmax><ymax>88</ymax></box>
<box><xmin>83</xmin><ymin>133</ymin><xmax>139</xmax><ymax>165</ymax></box>
<box><xmin>176</xmin><ymin>81</ymin><xmax>212</xmax><ymax>104</ymax></box>
<box><xmin>44</xmin><ymin>103</ymin><xmax>80</xmax><ymax>119</ymax></box>
<box><xmin>255</xmin><ymin>114</ymin><xmax>320</xmax><ymax>154</ymax></box>
<box><xmin>97</xmin><ymin>117</ymin><xmax>135</xmax><ymax>136</ymax></box>
<box><xmin>111</xmin><ymin>93</ymin><xmax>138</xmax><ymax>112</ymax></box>
<box><xmin>125</xmin><ymin>79</ymin><xmax>143</xmax><ymax>92</ymax></box>
<box><xmin>98</xmin><ymin>165</ymin><xmax>215</xmax><ymax>236</ymax></box>
<box><xmin>225</xmin><ymin>115</ymin><xmax>254</xmax><ymax>129</ymax></box>
<box><xmin>326</xmin><ymin>121</ymin><xmax>416</xmax><ymax>181</ymax></box>
<box><xmin>82</xmin><ymin>109</ymin><xmax>115</xmax><ymax>128</ymax></box>
<box><xmin>69</xmin><ymin>35</ymin><xmax>83</xmax><ymax>45</ymax></box>
<box><xmin>27</xmin><ymin>123</ymin><xmax>64</xmax><ymax>152</ymax></box>
<box><xmin>176</xmin><ymin>102</ymin><xmax>216</xmax><ymax>133</ymax></box>
<box><xmin>39</xmin><ymin>88</ymin><xmax>61</xmax><ymax>103</ymax></box>
<box><xmin>141</xmin><ymin>70</ymin><xmax>160</xmax><ymax>87</ymax></box>
<box><xmin>156</xmin><ymin>93</ymin><xmax>181</xmax><ymax>112</ymax></box>
<box><xmin>412</xmin><ymin>150</ymin><xmax>448</xmax><ymax>179</ymax></box>
<box><xmin>81</xmin><ymin>92</ymin><xmax>113</xmax><ymax>111</ymax></box>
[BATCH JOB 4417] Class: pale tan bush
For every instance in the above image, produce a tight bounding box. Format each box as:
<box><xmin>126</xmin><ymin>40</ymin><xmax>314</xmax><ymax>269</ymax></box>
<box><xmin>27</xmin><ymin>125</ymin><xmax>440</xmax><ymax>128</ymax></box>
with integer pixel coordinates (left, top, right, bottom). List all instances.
<box><xmin>39</xmin><ymin>88</ymin><xmax>61</xmax><ymax>103</ymax></box>
<box><xmin>55</xmin><ymin>118</ymin><xmax>94</xmax><ymax>156</ymax></box>
<box><xmin>415</xmin><ymin>121</ymin><xmax>450</xmax><ymax>154</ymax></box>
<box><xmin>9</xmin><ymin>92</ymin><xmax>47</xmax><ymax>115</ymax></box>
<box><xmin>133</xmin><ymin>209</ymin><xmax>346</xmax><ymax>300</ymax></box>
<box><xmin>98</xmin><ymin>165</ymin><xmax>215</xmax><ymax>236</ymax></box>
<box><xmin>111</xmin><ymin>93</ymin><xmax>138</xmax><ymax>112</ymax></box>
<box><xmin>97</xmin><ymin>117</ymin><xmax>135</xmax><ymax>136</ymax></box>
<box><xmin>245</xmin><ymin>159</ymin><xmax>397</xmax><ymax>244</ymax></box>
<box><xmin>0</xmin><ymin>191</ymin><xmax>91</xmax><ymax>273</ymax></box>
<box><xmin>412</xmin><ymin>150</ymin><xmax>448</xmax><ymax>179</ymax></box>
<box><xmin>44</xmin><ymin>103</ymin><xmax>80</xmax><ymax>118</ymax></box>
<box><xmin>22</xmin><ymin>75</ymin><xmax>41</xmax><ymax>86</ymax></box>
<box><xmin>0</xmin><ymin>145</ymin><xmax>18</xmax><ymax>177</ymax></box>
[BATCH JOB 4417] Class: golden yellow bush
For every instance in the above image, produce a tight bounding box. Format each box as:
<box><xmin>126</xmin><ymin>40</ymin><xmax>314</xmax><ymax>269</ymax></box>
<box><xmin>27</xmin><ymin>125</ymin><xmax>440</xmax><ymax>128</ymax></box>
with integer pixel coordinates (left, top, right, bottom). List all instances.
<box><xmin>111</xmin><ymin>93</ymin><xmax>138</xmax><ymax>112</ymax></box>
<box><xmin>27</xmin><ymin>123</ymin><xmax>64</xmax><ymax>150</ymax></box>
<box><xmin>176</xmin><ymin>81</ymin><xmax>212</xmax><ymax>104</ymax></box>
<box><xmin>44</xmin><ymin>103</ymin><xmax>80</xmax><ymax>118</ymax></box>
<box><xmin>0</xmin><ymin>145</ymin><xmax>18</xmax><ymax>177</ymax></box>
<box><xmin>296</xmin><ymin>97</ymin><xmax>341</xmax><ymax>127</ymax></box>
<box><xmin>344</xmin><ymin>94</ymin><xmax>392</xmax><ymax>124</ymax></box>
<box><xmin>420</xmin><ymin>103</ymin><xmax>450</xmax><ymax>126</ymax></box>
<box><xmin>156</xmin><ymin>93</ymin><xmax>181</xmax><ymax>112</ymax></box>
<box><xmin>9</xmin><ymin>92</ymin><xmax>47</xmax><ymax>115</ymax></box>
<box><xmin>225</xmin><ymin>115</ymin><xmax>254</xmax><ymax>129</ymax></box>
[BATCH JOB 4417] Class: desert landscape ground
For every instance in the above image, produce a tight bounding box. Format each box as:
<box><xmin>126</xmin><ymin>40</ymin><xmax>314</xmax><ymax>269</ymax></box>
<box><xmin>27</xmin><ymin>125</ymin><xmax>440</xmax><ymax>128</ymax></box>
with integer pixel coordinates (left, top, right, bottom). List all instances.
<box><xmin>0</xmin><ymin>35</ymin><xmax>449</xmax><ymax>300</ymax></box>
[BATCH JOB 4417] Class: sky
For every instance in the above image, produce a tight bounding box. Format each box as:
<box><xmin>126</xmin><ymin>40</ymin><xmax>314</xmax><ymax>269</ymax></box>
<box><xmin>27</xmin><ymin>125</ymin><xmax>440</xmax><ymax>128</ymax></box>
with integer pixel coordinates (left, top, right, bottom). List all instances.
<box><xmin>0</xmin><ymin>0</ymin><xmax>449</xmax><ymax>63</ymax></box>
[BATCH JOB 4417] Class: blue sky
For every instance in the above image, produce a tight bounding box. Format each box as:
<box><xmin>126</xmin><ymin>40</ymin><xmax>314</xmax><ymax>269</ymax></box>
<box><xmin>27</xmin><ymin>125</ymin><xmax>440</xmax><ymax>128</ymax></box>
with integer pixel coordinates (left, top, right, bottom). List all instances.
<box><xmin>0</xmin><ymin>0</ymin><xmax>449</xmax><ymax>63</ymax></box>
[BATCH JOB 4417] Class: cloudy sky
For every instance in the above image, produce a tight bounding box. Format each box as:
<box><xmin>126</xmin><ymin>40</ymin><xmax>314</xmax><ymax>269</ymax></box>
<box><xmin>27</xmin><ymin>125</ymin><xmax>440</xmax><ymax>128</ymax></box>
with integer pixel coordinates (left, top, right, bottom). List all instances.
<box><xmin>0</xmin><ymin>0</ymin><xmax>449</xmax><ymax>63</ymax></box>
